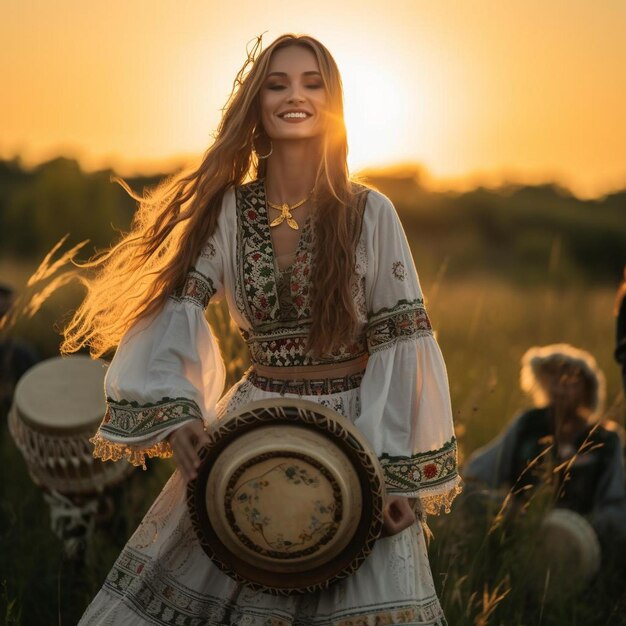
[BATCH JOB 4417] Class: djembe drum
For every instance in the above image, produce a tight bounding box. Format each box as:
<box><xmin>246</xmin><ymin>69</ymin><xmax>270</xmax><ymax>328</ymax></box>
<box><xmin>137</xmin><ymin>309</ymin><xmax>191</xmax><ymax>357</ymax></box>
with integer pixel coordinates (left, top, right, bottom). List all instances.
<box><xmin>539</xmin><ymin>508</ymin><xmax>601</xmax><ymax>588</ymax></box>
<box><xmin>8</xmin><ymin>355</ymin><xmax>134</xmax><ymax>556</ymax></box>
<box><xmin>188</xmin><ymin>398</ymin><xmax>386</xmax><ymax>595</ymax></box>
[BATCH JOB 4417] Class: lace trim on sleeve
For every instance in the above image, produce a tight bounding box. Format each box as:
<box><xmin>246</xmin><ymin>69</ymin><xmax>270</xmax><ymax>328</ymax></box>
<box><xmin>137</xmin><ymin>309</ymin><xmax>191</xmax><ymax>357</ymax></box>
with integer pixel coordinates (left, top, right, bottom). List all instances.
<box><xmin>90</xmin><ymin>432</ymin><xmax>173</xmax><ymax>470</ymax></box>
<box><xmin>366</xmin><ymin>299</ymin><xmax>433</xmax><ymax>353</ymax></box>
<box><xmin>419</xmin><ymin>479</ymin><xmax>463</xmax><ymax>516</ymax></box>
<box><xmin>92</xmin><ymin>396</ymin><xmax>203</xmax><ymax>469</ymax></box>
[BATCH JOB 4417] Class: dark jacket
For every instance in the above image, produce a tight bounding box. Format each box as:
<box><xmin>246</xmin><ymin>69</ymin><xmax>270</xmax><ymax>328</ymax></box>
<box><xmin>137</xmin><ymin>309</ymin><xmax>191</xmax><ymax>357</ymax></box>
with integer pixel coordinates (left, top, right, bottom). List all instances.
<box><xmin>464</xmin><ymin>408</ymin><xmax>626</xmax><ymax>531</ymax></box>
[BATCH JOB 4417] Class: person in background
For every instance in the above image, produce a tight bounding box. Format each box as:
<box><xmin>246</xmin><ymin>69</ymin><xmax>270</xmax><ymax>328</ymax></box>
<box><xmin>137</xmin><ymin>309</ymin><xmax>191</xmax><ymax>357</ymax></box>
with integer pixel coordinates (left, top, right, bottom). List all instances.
<box><xmin>615</xmin><ymin>266</ymin><xmax>626</xmax><ymax>394</ymax></box>
<box><xmin>0</xmin><ymin>284</ymin><xmax>39</xmax><ymax>408</ymax></box>
<box><xmin>464</xmin><ymin>344</ymin><xmax>626</xmax><ymax>556</ymax></box>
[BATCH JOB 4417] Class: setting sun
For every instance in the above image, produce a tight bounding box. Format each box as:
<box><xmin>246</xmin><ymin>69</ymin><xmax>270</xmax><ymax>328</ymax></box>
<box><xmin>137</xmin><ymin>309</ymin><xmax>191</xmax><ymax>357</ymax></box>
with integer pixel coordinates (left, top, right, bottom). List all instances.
<box><xmin>2</xmin><ymin>4</ymin><xmax>626</xmax><ymax>624</ymax></box>
<box><xmin>1</xmin><ymin>0</ymin><xmax>625</xmax><ymax>198</ymax></box>
<box><xmin>341</xmin><ymin>54</ymin><xmax>433</xmax><ymax>170</ymax></box>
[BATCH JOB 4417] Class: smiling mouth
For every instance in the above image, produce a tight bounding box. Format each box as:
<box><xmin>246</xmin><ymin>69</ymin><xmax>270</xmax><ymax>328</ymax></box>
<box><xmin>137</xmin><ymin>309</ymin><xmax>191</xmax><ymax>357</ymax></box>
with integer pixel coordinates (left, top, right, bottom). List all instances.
<box><xmin>278</xmin><ymin>112</ymin><xmax>312</xmax><ymax>120</ymax></box>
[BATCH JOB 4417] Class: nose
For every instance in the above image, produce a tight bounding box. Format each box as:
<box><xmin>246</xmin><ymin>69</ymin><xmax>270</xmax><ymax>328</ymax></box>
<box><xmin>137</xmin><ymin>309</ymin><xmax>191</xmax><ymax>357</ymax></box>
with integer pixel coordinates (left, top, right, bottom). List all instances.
<box><xmin>287</xmin><ymin>90</ymin><xmax>305</xmax><ymax>104</ymax></box>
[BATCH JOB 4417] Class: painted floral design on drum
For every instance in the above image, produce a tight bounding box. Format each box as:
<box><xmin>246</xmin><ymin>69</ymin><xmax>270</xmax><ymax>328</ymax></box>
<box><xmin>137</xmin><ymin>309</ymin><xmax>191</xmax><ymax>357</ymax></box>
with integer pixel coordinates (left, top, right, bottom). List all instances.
<box><xmin>228</xmin><ymin>459</ymin><xmax>340</xmax><ymax>557</ymax></box>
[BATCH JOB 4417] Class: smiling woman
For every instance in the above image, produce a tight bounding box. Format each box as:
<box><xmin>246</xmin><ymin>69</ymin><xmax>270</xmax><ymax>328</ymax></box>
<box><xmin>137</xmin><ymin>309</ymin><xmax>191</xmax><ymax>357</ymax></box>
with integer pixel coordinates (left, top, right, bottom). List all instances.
<box><xmin>261</xmin><ymin>50</ymin><xmax>328</xmax><ymax>140</ymax></box>
<box><xmin>69</xmin><ymin>33</ymin><xmax>459</xmax><ymax>626</ymax></box>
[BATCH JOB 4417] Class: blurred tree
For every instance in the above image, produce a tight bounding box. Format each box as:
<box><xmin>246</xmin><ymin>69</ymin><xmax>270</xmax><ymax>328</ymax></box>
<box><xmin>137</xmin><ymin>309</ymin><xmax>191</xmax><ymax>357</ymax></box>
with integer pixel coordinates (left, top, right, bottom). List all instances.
<box><xmin>0</xmin><ymin>157</ymin><xmax>162</xmax><ymax>259</ymax></box>
<box><xmin>0</xmin><ymin>158</ymin><xmax>624</xmax><ymax>286</ymax></box>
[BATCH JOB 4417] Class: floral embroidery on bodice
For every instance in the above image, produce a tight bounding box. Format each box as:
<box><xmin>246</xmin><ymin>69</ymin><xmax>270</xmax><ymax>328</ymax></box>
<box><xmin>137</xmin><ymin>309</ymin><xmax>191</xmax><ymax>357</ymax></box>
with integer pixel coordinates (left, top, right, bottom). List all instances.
<box><xmin>234</xmin><ymin>179</ymin><xmax>370</xmax><ymax>367</ymax></box>
<box><xmin>234</xmin><ymin>179</ymin><xmax>313</xmax><ymax>325</ymax></box>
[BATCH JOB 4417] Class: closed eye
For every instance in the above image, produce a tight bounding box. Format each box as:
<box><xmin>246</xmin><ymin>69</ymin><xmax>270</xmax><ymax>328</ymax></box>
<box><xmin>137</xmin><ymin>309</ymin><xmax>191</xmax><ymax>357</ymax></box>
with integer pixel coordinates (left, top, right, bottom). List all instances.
<box><xmin>266</xmin><ymin>84</ymin><xmax>324</xmax><ymax>91</ymax></box>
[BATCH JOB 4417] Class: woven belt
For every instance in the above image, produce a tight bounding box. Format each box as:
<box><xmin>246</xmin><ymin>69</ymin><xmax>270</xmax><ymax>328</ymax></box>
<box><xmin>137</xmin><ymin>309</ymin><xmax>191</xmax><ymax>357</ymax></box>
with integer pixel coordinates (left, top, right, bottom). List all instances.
<box><xmin>247</xmin><ymin>369</ymin><xmax>365</xmax><ymax>396</ymax></box>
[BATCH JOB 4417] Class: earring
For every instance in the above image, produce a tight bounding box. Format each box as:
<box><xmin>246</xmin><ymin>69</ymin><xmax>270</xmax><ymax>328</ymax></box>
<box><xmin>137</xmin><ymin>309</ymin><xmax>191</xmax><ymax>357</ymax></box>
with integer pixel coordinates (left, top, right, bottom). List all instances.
<box><xmin>252</xmin><ymin>138</ymin><xmax>273</xmax><ymax>159</ymax></box>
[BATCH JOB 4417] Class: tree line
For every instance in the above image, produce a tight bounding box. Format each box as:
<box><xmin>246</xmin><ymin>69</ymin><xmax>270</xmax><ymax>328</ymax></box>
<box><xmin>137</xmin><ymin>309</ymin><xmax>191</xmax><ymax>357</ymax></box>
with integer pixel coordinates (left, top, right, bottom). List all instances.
<box><xmin>1</xmin><ymin>156</ymin><xmax>624</xmax><ymax>286</ymax></box>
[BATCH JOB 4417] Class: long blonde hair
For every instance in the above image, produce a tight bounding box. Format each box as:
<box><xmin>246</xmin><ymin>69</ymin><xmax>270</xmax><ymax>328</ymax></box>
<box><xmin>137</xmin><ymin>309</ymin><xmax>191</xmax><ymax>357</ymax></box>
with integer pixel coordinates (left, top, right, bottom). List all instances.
<box><xmin>62</xmin><ymin>33</ymin><xmax>367</xmax><ymax>358</ymax></box>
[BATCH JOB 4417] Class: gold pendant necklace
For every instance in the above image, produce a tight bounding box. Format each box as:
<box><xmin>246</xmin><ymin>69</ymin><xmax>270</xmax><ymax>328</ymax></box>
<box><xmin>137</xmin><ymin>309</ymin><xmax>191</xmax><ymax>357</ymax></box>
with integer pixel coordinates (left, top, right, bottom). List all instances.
<box><xmin>267</xmin><ymin>187</ymin><xmax>314</xmax><ymax>230</ymax></box>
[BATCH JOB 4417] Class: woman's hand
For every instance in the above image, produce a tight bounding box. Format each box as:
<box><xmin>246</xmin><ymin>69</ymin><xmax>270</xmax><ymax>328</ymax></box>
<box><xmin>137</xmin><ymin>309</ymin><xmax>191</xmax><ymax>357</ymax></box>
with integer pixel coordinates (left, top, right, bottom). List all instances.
<box><xmin>381</xmin><ymin>495</ymin><xmax>417</xmax><ymax>537</ymax></box>
<box><xmin>168</xmin><ymin>419</ymin><xmax>210</xmax><ymax>483</ymax></box>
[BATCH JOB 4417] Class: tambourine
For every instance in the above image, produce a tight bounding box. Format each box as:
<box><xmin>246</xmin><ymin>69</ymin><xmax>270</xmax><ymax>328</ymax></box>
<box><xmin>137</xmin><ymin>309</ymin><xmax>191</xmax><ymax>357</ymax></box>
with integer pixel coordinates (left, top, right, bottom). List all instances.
<box><xmin>539</xmin><ymin>508</ymin><xmax>601</xmax><ymax>585</ymax></box>
<box><xmin>8</xmin><ymin>355</ymin><xmax>133</xmax><ymax>495</ymax></box>
<box><xmin>187</xmin><ymin>398</ymin><xmax>386</xmax><ymax>595</ymax></box>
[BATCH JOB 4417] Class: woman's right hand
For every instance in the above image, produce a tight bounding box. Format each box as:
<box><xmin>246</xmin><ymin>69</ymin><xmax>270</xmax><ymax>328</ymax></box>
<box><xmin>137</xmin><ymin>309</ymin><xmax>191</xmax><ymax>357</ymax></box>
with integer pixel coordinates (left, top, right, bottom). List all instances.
<box><xmin>381</xmin><ymin>495</ymin><xmax>417</xmax><ymax>537</ymax></box>
<box><xmin>168</xmin><ymin>419</ymin><xmax>211</xmax><ymax>483</ymax></box>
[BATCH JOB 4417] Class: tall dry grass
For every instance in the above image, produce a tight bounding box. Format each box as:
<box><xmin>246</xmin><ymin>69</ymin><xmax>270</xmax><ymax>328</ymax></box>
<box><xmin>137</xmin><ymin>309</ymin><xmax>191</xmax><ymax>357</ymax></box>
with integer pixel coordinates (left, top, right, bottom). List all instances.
<box><xmin>1</xmin><ymin>254</ymin><xmax>625</xmax><ymax>624</ymax></box>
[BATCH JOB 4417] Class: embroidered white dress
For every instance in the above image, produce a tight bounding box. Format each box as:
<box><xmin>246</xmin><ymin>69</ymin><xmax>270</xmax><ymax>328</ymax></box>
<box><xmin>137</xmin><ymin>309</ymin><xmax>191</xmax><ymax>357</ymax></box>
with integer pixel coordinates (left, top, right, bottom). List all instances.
<box><xmin>80</xmin><ymin>180</ymin><xmax>461</xmax><ymax>626</ymax></box>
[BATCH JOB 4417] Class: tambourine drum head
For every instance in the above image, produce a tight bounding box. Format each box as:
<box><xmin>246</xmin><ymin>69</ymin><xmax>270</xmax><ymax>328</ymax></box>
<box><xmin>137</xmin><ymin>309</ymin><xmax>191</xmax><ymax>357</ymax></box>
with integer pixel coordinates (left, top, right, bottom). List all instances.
<box><xmin>8</xmin><ymin>355</ymin><xmax>133</xmax><ymax>494</ymax></box>
<box><xmin>539</xmin><ymin>508</ymin><xmax>601</xmax><ymax>585</ymax></box>
<box><xmin>187</xmin><ymin>398</ymin><xmax>385</xmax><ymax>595</ymax></box>
<box><xmin>13</xmin><ymin>355</ymin><xmax>107</xmax><ymax>434</ymax></box>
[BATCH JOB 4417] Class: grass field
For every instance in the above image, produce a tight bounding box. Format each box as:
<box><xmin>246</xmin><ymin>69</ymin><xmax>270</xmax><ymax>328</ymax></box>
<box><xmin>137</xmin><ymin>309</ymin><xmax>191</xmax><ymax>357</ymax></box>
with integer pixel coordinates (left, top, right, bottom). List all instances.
<box><xmin>1</xmin><ymin>256</ymin><xmax>625</xmax><ymax>625</ymax></box>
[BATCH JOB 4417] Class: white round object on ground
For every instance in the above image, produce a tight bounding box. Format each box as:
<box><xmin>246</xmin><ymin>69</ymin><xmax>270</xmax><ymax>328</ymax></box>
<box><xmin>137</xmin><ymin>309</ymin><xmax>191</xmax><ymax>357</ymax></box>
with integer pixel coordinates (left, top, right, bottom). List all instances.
<box><xmin>9</xmin><ymin>355</ymin><xmax>133</xmax><ymax>494</ymax></box>
<box><xmin>539</xmin><ymin>508</ymin><xmax>601</xmax><ymax>586</ymax></box>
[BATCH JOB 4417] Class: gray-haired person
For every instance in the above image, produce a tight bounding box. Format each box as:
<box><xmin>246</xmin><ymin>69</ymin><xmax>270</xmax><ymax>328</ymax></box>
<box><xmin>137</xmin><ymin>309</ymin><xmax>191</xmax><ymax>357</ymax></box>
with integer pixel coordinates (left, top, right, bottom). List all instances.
<box><xmin>464</xmin><ymin>344</ymin><xmax>626</xmax><ymax>562</ymax></box>
<box><xmin>615</xmin><ymin>267</ymin><xmax>626</xmax><ymax>394</ymax></box>
<box><xmin>0</xmin><ymin>284</ymin><xmax>39</xmax><ymax>408</ymax></box>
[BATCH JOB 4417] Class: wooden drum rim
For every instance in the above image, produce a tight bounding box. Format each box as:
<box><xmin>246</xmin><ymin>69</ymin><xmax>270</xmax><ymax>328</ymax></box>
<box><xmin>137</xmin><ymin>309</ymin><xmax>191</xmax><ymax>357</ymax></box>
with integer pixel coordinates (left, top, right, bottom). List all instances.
<box><xmin>187</xmin><ymin>397</ymin><xmax>386</xmax><ymax>595</ymax></box>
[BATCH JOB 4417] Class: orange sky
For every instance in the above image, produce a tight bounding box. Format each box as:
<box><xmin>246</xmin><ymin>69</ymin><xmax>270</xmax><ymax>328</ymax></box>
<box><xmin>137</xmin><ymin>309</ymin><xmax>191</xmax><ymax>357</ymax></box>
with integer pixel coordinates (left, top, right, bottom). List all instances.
<box><xmin>2</xmin><ymin>0</ymin><xmax>625</xmax><ymax>199</ymax></box>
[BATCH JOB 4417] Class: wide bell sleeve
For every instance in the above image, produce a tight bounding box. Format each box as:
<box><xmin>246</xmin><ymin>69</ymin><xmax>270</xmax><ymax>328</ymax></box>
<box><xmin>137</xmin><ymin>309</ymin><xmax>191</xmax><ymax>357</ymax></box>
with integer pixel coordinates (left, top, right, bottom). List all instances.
<box><xmin>355</xmin><ymin>191</ymin><xmax>462</xmax><ymax>515</ymax></box>
<box><xmin>90</xmin><ymin>223</ymin><xmax>227</xmax><ymax>470</ymax></box>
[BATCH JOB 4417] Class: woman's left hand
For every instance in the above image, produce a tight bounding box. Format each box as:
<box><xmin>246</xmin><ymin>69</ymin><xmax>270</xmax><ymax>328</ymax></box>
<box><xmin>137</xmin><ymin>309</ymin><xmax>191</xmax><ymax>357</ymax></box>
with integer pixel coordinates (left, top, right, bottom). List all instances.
<box><xmin>381</xmin><ymin>495</ymin><xmax>416</xmax><ymax>537</ymax></box>
<box><xmin>168</xmin><ymin>419</ymin><xmax>210</xmax><ymax>483</ymax></box>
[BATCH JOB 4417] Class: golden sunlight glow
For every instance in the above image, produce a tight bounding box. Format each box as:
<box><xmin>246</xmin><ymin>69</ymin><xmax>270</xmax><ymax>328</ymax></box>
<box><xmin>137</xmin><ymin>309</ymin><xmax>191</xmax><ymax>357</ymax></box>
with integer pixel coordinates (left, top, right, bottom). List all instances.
<box><xmin>343</xmin><ymin>56</ymin><xmax>430</xmax><ymax>170</ymax></box>
<box><xmin>2</xmin><ymin>0</ymin><xmax>625</xmax><ymax>198</ymax></box>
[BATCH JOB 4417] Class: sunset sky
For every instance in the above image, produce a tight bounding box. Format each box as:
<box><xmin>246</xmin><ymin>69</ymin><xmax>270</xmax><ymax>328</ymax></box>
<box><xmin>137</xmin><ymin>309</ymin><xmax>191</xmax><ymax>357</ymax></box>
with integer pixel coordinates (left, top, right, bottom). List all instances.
<box><xmin>2</xmin><ymin>0</ymin><xmax>625</xmax><ymax>199</ymax></box>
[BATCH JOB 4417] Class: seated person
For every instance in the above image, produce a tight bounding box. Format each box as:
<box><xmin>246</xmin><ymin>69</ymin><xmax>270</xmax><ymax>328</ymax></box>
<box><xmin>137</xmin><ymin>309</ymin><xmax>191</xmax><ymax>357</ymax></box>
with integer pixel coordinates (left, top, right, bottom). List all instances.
<box><xmin>464</xmin><ymin>344</ymin><xmax>626</xmax><ymax>555</ymax></box>
<box><xmin>615</xmin><ymin>266</ymin><xmax>626</xmax><ymax>394</ymax></box>
<box><xmin>0</xmin><ymin>284</ymin><xmax>39</xmax><ymax>408</ymax></box>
